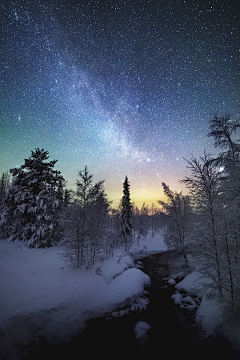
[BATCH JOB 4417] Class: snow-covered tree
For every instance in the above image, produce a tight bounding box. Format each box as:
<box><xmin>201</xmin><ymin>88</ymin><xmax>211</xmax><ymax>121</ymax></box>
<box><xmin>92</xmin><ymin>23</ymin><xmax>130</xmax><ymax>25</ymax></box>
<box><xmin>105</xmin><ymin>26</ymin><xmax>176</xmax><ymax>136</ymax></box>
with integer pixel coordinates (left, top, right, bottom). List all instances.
<box><xmin>158</xmin><ymin>183</ymin><xmax>191</xmax><ymax>269</ymax></box>
<box><xmin>150</xmin><ymin>203</ymin><xmax>158</xmax><ymax>237</ymax></box>
<box><xmin>88</xmin><ymin>192</ymin><xmax>111</xmax><ymax>265</ymax></box>
<box><xmin>0</xmin><ymin>172</ymin><xmax>10</xmax><ymax>205</ymax></box>
<box><xmin>207</xmin><ymin>115</ymin><xmax>240</xmax><ymax>161</ymax></box>
<box><xmin>140</xmin><ymin>202</ymin><xmax>150</xmax><ymax>237</ymax></box>
<box><xmin>121</xmin><ymin>176</ymin><xmax>133</xmax><ymax>251</ymax></box>
<box><xmin>182</xmin><ymin>153</ymin><xmax>224</xmax><ymax>294</ymax></box>
<box><xmin>63</xmin><ymin>166</ymin><xmax>110</xmax><ymax>268</ymax></box>
<box><xmin>2</xmin><ymin>149</ymin><xmax>64</xmax><ymax>247</ymax></box>
<box><xmin>108</xmin><ymin>206</ymin><xmax>122</xmax><ymax>250</ymax></box>
<box><xmin>63</xmin><ymin>188</ymin><xmax>73</xmax><ymax>207</ymax></box>
<box><xmin>0</xmin><ymin>172</ymin><xmax>11</xmax><ymax>237</ymax></box>
<box><xmin>207</xmin><ymin>115</ymin><xmax>240</xmax><ymax>304</ymax></box>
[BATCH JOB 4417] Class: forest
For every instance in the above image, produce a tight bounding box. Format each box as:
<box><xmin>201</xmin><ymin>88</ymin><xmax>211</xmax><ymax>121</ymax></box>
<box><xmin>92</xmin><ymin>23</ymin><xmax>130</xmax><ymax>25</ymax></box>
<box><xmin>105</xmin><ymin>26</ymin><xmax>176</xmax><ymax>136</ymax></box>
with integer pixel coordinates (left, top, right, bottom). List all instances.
<box><xmin>0</xmin><ymin>114</ymin><xmax>240</xmax><ymax>319</ymax></box>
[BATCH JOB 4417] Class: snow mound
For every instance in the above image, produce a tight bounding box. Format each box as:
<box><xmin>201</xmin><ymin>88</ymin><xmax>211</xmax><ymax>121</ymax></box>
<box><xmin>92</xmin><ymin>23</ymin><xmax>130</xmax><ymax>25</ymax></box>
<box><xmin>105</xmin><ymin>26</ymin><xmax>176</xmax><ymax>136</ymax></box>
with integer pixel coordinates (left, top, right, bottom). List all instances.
<box><xmin>172</xmin><ymin>291</ymin><xmax>198</xmax><ymax>310</ymax></box>
<box><xmin>96</xmin><ymin>251</ymin><xmax>134</xmax><ymax>284</ymax></box>
<box><xmin>175</xmin><ymin>271</ymin><xmax>212</xmax><ymax>298</ymax></box>
<box><xmin>107</xmin><ymin>295</ymin><xmax>150</xmax><ymax>319</ymax></box>
<box><xmin>172</xmin><ymin>292</ymin><xmax>183</xmax><ymax>305</ymax></box>
<box><xmin>168</xmin><ymin>278</ymin><xmax>176</xmax><ymax>285</ymax></box>
<box><xmin>134</xmin><ymin>321</ymin><xmax>151</xmax><ymax>342</ymax></box>
<box><xmin>195</xmin><ymin>295</ymin><xmax>225</xmax><ymax>335</ymax></box>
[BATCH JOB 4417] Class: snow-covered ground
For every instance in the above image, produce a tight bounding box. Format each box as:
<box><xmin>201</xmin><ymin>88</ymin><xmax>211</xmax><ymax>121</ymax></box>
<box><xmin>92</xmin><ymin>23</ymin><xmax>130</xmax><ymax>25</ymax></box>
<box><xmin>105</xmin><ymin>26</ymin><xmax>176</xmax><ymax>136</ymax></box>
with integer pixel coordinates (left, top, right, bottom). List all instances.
<box><xmin>0</xmin><ymin>234</ymin><xmax>166</xmax><ymax>360</ymax></box>
<box><xmin>129</xmin><ymin>233</ymin><xmax>168</xmax><ymax>258</ymax></box>
<box><xmin>1</xmin><ymin>233</ymin><xmax>240</xmax><ymax>358</ymax></box>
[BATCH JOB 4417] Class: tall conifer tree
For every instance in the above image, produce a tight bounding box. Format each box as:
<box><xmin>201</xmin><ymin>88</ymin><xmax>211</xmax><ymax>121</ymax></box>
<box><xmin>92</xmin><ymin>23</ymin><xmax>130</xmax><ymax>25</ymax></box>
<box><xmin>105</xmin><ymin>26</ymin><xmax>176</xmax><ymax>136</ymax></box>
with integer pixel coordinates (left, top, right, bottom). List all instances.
<box><xmin>121</xmin><ymin>176</ymin><xmax>133</xmax><ymax>251</ymax></box>
<box><xmin>2</xmin><ymin>149</ymin><xmax>64</xmax><ymax>247</ymax></box>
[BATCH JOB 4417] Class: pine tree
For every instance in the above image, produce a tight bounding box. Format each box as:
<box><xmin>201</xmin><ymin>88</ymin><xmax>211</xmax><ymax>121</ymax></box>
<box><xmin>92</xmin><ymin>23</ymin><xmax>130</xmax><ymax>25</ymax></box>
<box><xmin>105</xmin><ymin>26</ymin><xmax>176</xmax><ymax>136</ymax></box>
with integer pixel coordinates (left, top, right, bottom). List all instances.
<box><xmin>2</xmin><ymin>149</ymin><xmax>64</xmax><ymax>247</ymax></box>
<box><xmin>0</xmin><ymin>172</ymin><xmax>10</xmax><ymax>205</ymax></box>
<box><xmin>0</xmin><ymin>172</ymin><xmax>11</xmax><ymax>237</ymax></box>
<box><xmin>63</xmin><ymin>188</ymin><xmax>73</xmax><ymax>207</ymax></box>
<box><xmin>121</xmin><ymin>176</ymin><xmax>133</xmax><ymax>251</ymax></box>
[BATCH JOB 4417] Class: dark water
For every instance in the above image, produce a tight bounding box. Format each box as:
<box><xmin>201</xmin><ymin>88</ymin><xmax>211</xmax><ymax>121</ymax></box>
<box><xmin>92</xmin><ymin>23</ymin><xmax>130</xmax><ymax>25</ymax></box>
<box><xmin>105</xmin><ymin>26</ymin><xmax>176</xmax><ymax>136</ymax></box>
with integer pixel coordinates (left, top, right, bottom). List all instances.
<box><xmin>24</xmin><ymin>251</ymin><xmax>240</xmax><ymax>359</ymax></box>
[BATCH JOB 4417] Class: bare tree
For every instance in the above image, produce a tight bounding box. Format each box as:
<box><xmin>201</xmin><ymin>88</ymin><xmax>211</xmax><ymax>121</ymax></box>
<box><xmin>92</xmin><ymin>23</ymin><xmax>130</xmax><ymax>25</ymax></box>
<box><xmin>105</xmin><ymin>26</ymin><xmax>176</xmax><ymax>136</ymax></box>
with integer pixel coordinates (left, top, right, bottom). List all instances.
<box><xmin>182</xmin><ymin>152</ymin><xmax>224</xmax><ymax>295</ymax></box>
<box><xmin>63</xmin><ymin>166</ymin><xmax>109</xmax><ymax>268</ymax></box>
<box><xmin>158</xmin><ymin>183</ymin><xmax>191</xmax><ymax>270</ymax></box>
<box><xmin>151</xmin><ymin>203</ymin><xmax>158</xmax><ymax>237</ymax></box>
<box><xmin>207</xmin><ymin>115</ymin><xmax>240</xmax><ymax>304</ymax></box>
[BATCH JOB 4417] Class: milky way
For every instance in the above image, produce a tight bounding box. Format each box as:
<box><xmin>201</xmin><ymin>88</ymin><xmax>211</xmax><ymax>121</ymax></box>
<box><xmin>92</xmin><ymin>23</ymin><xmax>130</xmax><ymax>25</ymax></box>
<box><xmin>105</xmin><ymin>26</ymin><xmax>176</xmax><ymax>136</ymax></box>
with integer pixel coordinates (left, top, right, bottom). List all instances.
<box><xmin>1</xmin><ymin>0</ymin><xmax>240</xmax><ymax>206</ymax></box>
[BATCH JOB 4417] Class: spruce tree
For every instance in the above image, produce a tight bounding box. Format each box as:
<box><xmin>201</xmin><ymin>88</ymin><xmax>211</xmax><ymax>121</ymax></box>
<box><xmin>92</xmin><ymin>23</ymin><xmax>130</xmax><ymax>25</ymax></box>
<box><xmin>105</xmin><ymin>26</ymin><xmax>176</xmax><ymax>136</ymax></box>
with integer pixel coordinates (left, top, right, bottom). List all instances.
<box><xmin>121</xmin><ymin>176</ymin><xmax>133</xmax><ymax>251</ymax></box>
<box><xmin>0</xmin><ymin>172</ymin><xmax>11</xmax><ymax>237</ymax></box>
<box><xmin>3</xmin><ymin>148</ymin><xmax>64</xmax><ymax>247</ymax></box>
<box><xmin>0</xmin><ymin>172</ymin><xmax>10</xmax><ymax>205</ymax></box>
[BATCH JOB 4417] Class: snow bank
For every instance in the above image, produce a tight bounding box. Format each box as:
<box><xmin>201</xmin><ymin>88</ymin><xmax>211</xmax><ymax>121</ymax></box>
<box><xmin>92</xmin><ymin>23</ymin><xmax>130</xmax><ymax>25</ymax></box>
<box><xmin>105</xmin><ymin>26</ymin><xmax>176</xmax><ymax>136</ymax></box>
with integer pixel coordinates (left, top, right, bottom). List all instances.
<box><xmin>0</xmin><ymin>240</ymin><xmax>150</xmax><ymax>360</ymax></box>
<box><xmin>174</xmin><ymin>270</ymin><xmax>240</xmax><ymax>351</ymax></box>
<box><xmin>96</xmin><ymin>250</ymin><xmax>134</xmax><ymax>284</ymax></box>
<box><xmin>195</xmin><ymin>295</ymin><xmax>224</xmax><ymax>336</ymax></box>
<box><xmin>130</xmin><ymin>234</ymin><xmax>167</xmax><ymax>259</ymax></box>
<box><xmin>175</xmin><ymin>271</ymin><xmax>212</xmax><ymax>298</ymax></box>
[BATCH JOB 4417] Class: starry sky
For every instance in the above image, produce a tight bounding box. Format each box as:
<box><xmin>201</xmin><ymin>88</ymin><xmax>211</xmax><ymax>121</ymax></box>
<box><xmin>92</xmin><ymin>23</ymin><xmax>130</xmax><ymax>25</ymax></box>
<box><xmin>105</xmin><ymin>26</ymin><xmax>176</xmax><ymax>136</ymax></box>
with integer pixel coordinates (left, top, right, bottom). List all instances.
<box><xmin>1</xmin><ymin>0</ymin><xmax>240</xmax><ymax>207</ymax></box>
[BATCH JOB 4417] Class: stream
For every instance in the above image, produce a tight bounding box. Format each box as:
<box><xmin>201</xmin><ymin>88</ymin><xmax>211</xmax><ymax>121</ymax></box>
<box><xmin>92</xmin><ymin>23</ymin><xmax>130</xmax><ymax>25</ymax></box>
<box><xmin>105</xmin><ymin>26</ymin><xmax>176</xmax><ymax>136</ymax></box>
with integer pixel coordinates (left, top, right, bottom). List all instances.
<box><xmin>25</xmin><ymin>251</ymin><xmax>240</xmax><ymax>359</ymax></box>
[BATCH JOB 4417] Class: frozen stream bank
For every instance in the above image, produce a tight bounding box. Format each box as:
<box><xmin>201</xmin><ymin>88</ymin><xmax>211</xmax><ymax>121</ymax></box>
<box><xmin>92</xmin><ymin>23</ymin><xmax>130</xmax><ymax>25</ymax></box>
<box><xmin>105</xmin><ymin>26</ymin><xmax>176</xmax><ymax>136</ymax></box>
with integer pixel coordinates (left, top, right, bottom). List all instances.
<box><xmin>24</xmin><ymin>251</ymin><xmax>239</xmax><ymax>359</ymax></box>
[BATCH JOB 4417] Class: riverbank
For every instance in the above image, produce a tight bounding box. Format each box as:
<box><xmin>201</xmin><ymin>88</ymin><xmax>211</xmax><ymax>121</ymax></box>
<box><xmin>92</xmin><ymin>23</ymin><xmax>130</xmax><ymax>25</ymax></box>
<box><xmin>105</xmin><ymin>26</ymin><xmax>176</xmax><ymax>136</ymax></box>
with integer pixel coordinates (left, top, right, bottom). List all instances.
<box><xmin>0</xmin><ymin>235</ymin><xmax>166</xmax><ymax>360</ymax></box>
<box><xmin>23</xmin><ymin>250</ymin><xmax>239</xmax><ymax>359</ymax></box>
<box><xmin>2</xmin><ymin>234</ymin><xmax>239</xmax><ymax>359</ymax></box>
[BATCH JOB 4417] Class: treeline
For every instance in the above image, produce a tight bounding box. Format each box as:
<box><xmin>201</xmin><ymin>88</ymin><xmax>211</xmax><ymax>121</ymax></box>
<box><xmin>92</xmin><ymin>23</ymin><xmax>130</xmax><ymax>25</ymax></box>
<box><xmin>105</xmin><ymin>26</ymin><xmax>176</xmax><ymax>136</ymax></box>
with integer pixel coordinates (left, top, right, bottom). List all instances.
<box><xmin>0</xmin><ymin>114</ymin><xmax>239</xmax><ymax>314</ymax></box>
<box><xmin>0</xmin><ymin>151</ymin><xmax>165</xmax><ymax>268</ymax></box>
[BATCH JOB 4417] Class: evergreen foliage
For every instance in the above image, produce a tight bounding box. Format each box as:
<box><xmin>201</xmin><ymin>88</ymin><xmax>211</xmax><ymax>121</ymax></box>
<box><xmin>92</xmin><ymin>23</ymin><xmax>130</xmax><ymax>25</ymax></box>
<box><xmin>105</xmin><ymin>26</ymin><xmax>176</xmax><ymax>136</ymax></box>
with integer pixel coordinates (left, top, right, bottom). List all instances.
<box><xmin>0</xmin><ymin>172</ymin><xmax>10</xmax><ymax>205</ymax></box>
<box><xmin>2</xmin><ymin>149</ymin><xmax>64</xmax><ymax>247</ymax></box>
<box><xmin>121</xmin><ymin>176</ymin><xmax>133</xmax><ymax>251</ymax></box>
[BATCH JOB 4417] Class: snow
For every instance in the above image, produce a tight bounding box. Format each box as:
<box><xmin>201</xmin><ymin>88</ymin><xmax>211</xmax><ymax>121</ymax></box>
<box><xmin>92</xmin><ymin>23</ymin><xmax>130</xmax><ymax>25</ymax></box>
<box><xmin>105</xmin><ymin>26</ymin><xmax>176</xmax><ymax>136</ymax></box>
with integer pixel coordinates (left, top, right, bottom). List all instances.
<box><xmin>96</xmin><ymin>251</ymin><xmax>134</xmax><ymax>284</ymax></box>
<box><xmin>171</xmin><ymin>292</ymin><xmax>183</xmax><ymax>305</ymax></box>
<box><xmin>106</xmin><ymin>294</ymin><xmax>149</xmax><ymax>319</ymax></box>
<box><xmin>129</xmin><ymin>233</ymin><xmax>168</xmax><ymax>258</ymax></box>
<box><xmin>4</xmin><ymin>231</ymin><xmax>240</xmax><ymax>357</ymax></box>
<box><xmin>134</xmin><ymin>321</ymin><xmax>151</xmax><ymax>342</ymax></box>
<box><xmin>195</xmin><ymin>295</ymin><xmax>225</xmax><ymax>336</ymax></box>
<box><xmin>173</xmin><ymin>270</ymin><xmax>240</xmax><ymax>351</ymax></box>
<box><xmin>175</xmin><ymin>271</ymin><xmax>212</xmax><ymax>298</ymax></box>
<box><xmin>168</xmin><ymin>278</ymin><xmax>176</xmax><ymax>285</ymax></box>
<box><xmin>0</xmin><ymin>235</ymin><xmax>166</xmax><ymax>359</ymax></box>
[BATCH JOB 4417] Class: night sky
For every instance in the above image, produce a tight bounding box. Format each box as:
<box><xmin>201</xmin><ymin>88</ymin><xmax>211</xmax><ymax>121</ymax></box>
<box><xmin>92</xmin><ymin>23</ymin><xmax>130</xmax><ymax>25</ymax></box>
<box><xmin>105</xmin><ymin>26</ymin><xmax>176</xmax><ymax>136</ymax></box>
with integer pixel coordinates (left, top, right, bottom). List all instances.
<box><xmin>1</xmin><ymin>0</ymin><xmax>240</xmax><ymax>207</ymax></box>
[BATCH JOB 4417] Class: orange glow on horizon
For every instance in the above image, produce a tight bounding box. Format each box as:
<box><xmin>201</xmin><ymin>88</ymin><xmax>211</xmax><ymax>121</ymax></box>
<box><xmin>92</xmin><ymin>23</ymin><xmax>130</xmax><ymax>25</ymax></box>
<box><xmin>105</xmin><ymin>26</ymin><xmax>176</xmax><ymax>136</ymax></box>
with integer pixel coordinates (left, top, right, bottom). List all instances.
<box><xmin>107</xmin><ymin>179</ymin><xmax>188</xmax><ymax>209</ymax></box>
